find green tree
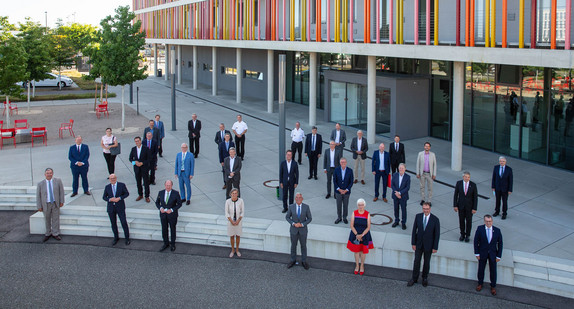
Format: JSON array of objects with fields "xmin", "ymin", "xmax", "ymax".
[
  {"xmin": 89, "ymin": 6, "xmax": 147, "ymax": 130},
  {"xmin": 0, "ymin": 37, "xmax": 28, "ymax": 125},
  {"xmin": 49, "ymin": 34, "xmax": 75, "ymax": 89},
  {"xmin": 56, "ymin": 22, "xmax": 97, "ymax": 54}
]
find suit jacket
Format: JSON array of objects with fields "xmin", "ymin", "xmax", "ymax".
[
  {"xmin": 453, "ymin": 180, "xmax": 478, "ymax": 210},
  {"xmin": 304, "ymin": 133, "xmax": 323, "ymax": 155},
  {"xmin": 474, "ymin": 225, "xmax": 503, "ymax": 259},
  {"xmin": 143, "ymin": 139, "xmax": 158, "ymax": 160},
  {"xmin": 371, "ymin": 150, "xmax": 390, "ymax": 173},
  {"xmin": 129, "ymin": 146, "xmax": 150, "ymax": 170},
  {"xmin": 285, "ymin": 203, "xmax": 312, "ymax": 234},
  {"xmin": 174, "ymin": 152, "xmax": 195, "ymax": 178},
  {"xmin": 391, "ymin": 172, "xmax": 411, "ymax": 201},
  {"xmin": 188, "ymin": 119, "xmax": 202, "ymax": 138},
  {"xmin": 224, "ymin": 156, "xmax": 242, "ymax": 181},
  {"xmin": 334, "ymin": 167, "xmax": 354, "ymax": 194},
  {"xmin": 155, "ymin": 189, "xmax": 182, "ymax": 214},
  {"xmin": 330, "ymin": 129, "xmax": 346, "ymax": 147},
  {"xmin": 491, "ymin": 165, "xmax": 513, "ymax": 192},
  {"xmin": 102, "ymin": 182, "xmax": 130, "ymax": 212},
  {"xmin": 154, "ymin": 120, "xmax": 165, "ymax": 139},
  {"xmin": 143, "ymin": 127, "xmax": 160, "ymax": 143},
  {"xmin": 323, "ymin": 148, "xmax": 342, "ymax": 170},
  {"xmin": 389, "ymin": 142, "xmax": 406, "ymax": 165},
  {"xmin": 214, "ymin": 129, "xmax": 232, "ymax": 145},
  {"xmin": 279, "ymin": 160, "xmax": 299, "ymax": 186},
  {"xmin": 411, "ymin": 213, "xmax": 440, "ymax": 251},
  {"xmin": 36, "ymin": 178, "xmax": 65, "ymax": 210},
  {"xmin": 350, "ymin": 137, "xmax": 368, "ymax": 160},
  {"xmin": 218, "ymin": 140, "xmax": 235, "ymax": 163},
  {"xmin": 416, "ymin": 151, "xmax": 437, "ymax": 177},
  {"xmin": 68, "ymin": 144, "xmax": 90, "ymax": 169}
]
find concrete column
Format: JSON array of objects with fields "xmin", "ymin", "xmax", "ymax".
[
  {"xmin": 165, "ymin": 44, "xmax": 169, "ymax": 81},
  {"xmin": 451, "ymin": 61, "xmax": 464, "ymax": 171},
  {"xmin": 177, "ymin": 45, "xmax": 182, "ymax": 85},
  {"xmin": 367, "ymin": 56, "xmax": 377, "ymax": 145},
  {"xmin": 236, "ymin": 48, "xmax": 242, "ymax": 103},
  {"xmin": 267, "ymin": 50, "xmax": 274, "ymax": 113},
  {"xmin": 309, "ymin": 52, "xmax": 317, "ymax": 126},
  {"xmin": 192, "ymin": 46, "xmax": 198, "ymax": 90},
  {"xmin": 212, "ymin": 47, "xmax": 217, "ymax": 96},
  {"xmin": 153, "ymin": 43, "xmax": 158, "ymax": 76}
]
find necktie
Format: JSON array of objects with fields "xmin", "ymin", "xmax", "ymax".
[
  {"xmin": 112, "ymin": 184, "xmax": 116, "ymax": 197},
  {"xmin": 487, "ymin": 228, "xmax": 492, "ymax": 243},
  {"xmin": 155, "ymin": 121, "xmax": 158, "ymax": 127},
  {"xmin": 226, "ymin": 142, "xmax": 229, "ymax": 151},
  {"xmin": 396, "ymin": 143, "xmax": 398, "ymax": 152},
  {"xmin": 166, "ymin": 191, "xmax": 170, "ymax": 204},
  {"xmin": 500, "ymin": 167, "xmax": 504, "ymax": 177},
  {"xmin": 297, "ymin": 205, "xmax": 301, "ymax": 219},
  {"xmin": 464, "ymin": 182, "xmax": 468, "ymax": 195},
  {"xmin": 148, "ymin": 140, "xmax": 151, "ymax": 148},
  {"xmin": 423, "ymin": 216, "xmax": 428, "ymax": 230},
  {"xmin": 77, "ymin": 145, "xmax": 80, "ymax": 152},
  {"xmin": 221, "ymin": 131, "xmax": 224, "ymax": 140},
  {"xmin": 47, "ymin": 180, "xmax": 53, "ymax": 203},
  {"xmin": 233, "ymin": 201, "xmax": 237, "ymax": 221},
  {"xmin": 312, "ymin": 136, "xmax": 315, "ymax": 151}
]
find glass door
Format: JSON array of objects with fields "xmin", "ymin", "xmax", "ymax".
[{"xmin": 330, "ymin": 81, "xmax": 347, "ymax": 124}]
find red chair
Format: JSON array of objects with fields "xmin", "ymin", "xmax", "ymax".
[
  {"xmin": 59, "ymin": 119, "xmax": 75, "ymax": 139},
  {"xmin": 96, "ymin": 102, "xmax": 109, "ymax": 119},
  {"xmin": 31, "ymin": 127, "xmax": 47, "ymax": 147},
  {"xmin": 0, "ymin": 120, "xmax": 3, "ymax": 129},
  {"xmin": 1, "ymin": 128, "xmax": 16, "ymax": 149},
  {"xmin": 14, "ymin": 119, "xmax": 29, "ymax": 130},
  {"xmin": 3, "ymin": 101, "xmax": 18, "ymax": 116}
]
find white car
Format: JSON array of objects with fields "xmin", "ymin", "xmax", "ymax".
[{"xmin": 23, "ymin": 73, "xmax": 74, "ymax": 88}]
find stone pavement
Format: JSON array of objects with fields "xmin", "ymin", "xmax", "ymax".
[{"xmin": 2, "ymin": 76, "xmax": 574, "ymax": 262}]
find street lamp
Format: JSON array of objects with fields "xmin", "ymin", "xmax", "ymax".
[
  {"xmin": 170, "ymin": 46, "xmax": 176, "ymax": 131},
  {"xmin": 45, "ymin": 12, "xmax": 47, "ymax": 34},
  {"xmin": 278, "ymin": 54, "xmax": 286, "ymax": 204}
]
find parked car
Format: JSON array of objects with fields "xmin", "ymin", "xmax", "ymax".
[{"xmin": 23, "ymin": 73, "xmax": 74, "ymax": 88}]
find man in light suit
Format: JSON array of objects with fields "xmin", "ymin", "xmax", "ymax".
[
  {"xmin": 350, "ymin": 130, "xmax": 368, "ymax": 185},
  {"xmin": 154, "ymin": 114, "xmax": 165, "ymax": 157},
  {"xmin": 143, "ymin": 120, "xmax": 160, "ymax": 145},
  {"xmin": 68, "ymin": 136, "xmax": 90, "ymax": 197},
  {"xmin": 474, "ymin": 215, "xmax": 503, "ymax": 296},
  {"xmin": 454, "ymin": 171, "xmax": 478, "ymax": 242},
  {"xmin": 280, "ymin": 150, "xmax": 299, "ymax": 213},
  {"xmin": 334, "ymin": 157, "xmax": 354, "ymax": 224},
  {"xmin": 304, "ymin": 126, "xmax": 322, "ymax": 180},
  {"xmin": 156, "ymin": 180, "xmax": 182, "ymax": 252},
  {"xmin": 416, "ymin": 142, "xmax": 437, "ymax": 206},
  {"xmin": 174, "ymin": 143, "xmax": 194, "ymax": 205},
  {"xmin": 408, "ymin": 202, "xmax": 440, "ymax": 288},
  {"xmin": 330, "ymin": 123, "xmax": 346, "ymax": 152},
  {"xmin": 144, "ymin": 132, "xmax": 159, "ymax": 185},
  {"xmin": 36, "ymin": 168, "xmax": 65, "ymax": 242},
  {"xmin": 372, "ymin": 143, "xmax": 390, "ymax": 203},
  {"xmin": 218, "ymin": 133, "xmax": 235, "ymax": 189},
  {"xmin": 224, "ymin": 147, "xmax": 242, "ymax": 199},
  {"xmin": 129, "ymin": 136, "xmax": 151, "ymax": 203},
  {"xmin": 102, "ymin": 174, "xmax": 130, "ymax": 246},
  {"xmin": 214, "ymin": 123, "xmax": 231, "ymax": 146},
  {"xmin": 285, "ymin": 193, "xmax": 312, "ymax": 270},
  {"xmin": 188, "ymin": 113, "xmax": 202, "ymax": 158},
  {"xmin": 491, "ymin": 156, "xmax": 513, "ymax": 220},
  {"xmin": 389, "ymin": 135, "xmax": 406, "ymax": 174},
  {"xmin": 323, "ymin": 141, "xmax": 342, "ymax": 199},
  {"xmin": 391, "ymin": 163, "xmax": 411, "ymax": 230}
]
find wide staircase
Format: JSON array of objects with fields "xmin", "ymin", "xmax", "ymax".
[{"xmin": 0, "ymin": 186, "xmax": 73, "ymax": 211}]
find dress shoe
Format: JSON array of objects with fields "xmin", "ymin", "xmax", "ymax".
[
  {"xmin": 222, "ymin": 185, "xmax": 227, "ymax": 189},
  {"xmin": 343, "ymin": 218, "xmax": 348, "ymax": 224},
  {"xmin": 373, "ymin": 197, "xmax": 379, "ymax": 202},
  {"xmin": 392, "ymin": 222, "xmax": 399, "ymax": 228},
  {"xmin": 159, "ymin": 244, "xmax": 169, "ymax": 252},
  {"xmin": 112, "ymin": 238, "xmax": 119, "ymax": 246},
  {"xmin": 491, "ymin": 287, "xmax": 497, "ymax": 296},
  {"xmin": 136, "ymin": 196, "xmax": 143, "ymax": 201},
  {"xmin": 353, "ymin": 179, "xmax": 358, "ymax": 184},
  {"xmin": 84, "ymin": 191, "xmax": 91, "ymax": 196},
  {"xmin": 71, "ymin": 193, "xmax": 78, "ymax": 197},
  {"xmin": 420, "ymin": 200, "xmax": 424, "ymax": 206},
  {"xmin": 407, "ymin": 279, "xmax": 417, "ymax": 287},
  {"xmin": 302, "ymin": 262, "xmax": 309, "ymax": 270},
  {"xmin": 383, "ymin": 198, "xmax": 388, "ymax": 203},
  {"xmin": 42, "ymin": 236, "xmax": 50, "ymax": 242},
  {"xmin": 314, "ymin": 176, "xmax": 318, "ymax": 180},
  {"xmin": 492, "ymin": 212, "xmax": 499, "ymax": 217},
  {"xmin": 501, "ymin": 214, "xmax": 507, "ymax": 220},
  {"xmin": 465, "ymin": 237, "xmax": 470, "ymax": 243},
  {"xmin": 402, "ymin": 224, "xmax": 407, "ymax": 230},
  {"xmin": 282, "ymin": 209, "xmax": 288, "ymax": 213},
  {"xmin": 325, "ymin": 194, "xmax": 331, "ymax": 199},
  {"xmin": 459, "ymin": 235, "xmax": 465, "ymax": 241},
  {"xmin": 159, "ymin": 154, "xmax": 163, "ymax": 157},
  {"xmin": 125, "ymin": 239, "xmax": 131, "ymax": 245},
  {"xmin": 476, "ymin": 284, "xmax": 483, "ymax": 292},
  {"xmin": 53, "ymin": 235, "xmax": 62, "ymax": 241},
  {"xmin": 422, "ymin": 279, "xmax": 428, "ymax": 287},
  {"xmin": 287, "ymin": 261, "xmax": 296, "ymax": 269},
  {"xmin": 361, "ymin": 180, "xmax": 365, "ymax": 185},
  {"xmin": 334, "ymin": 218, "xmax": 342, "ymax": 224},
  {"xmin": 151, "ymin": 182, "xmax": 156, "ymax": 185},
  {"xmin": 155, "ymin": 166, "xmax": 158, "ymax": 170},
  {"xmin": 308, "ymin": 176, "xmax": 312, "ymax": 179},
  {"xmin": 145, "ymin": 197, "xmax": 150, "ymax": 203},
  {"xmin": 186, "ymin": 200, "xmax": 191, "ymax": 205},
  {"xmin": 171, "ymin": 245, "xmax": 176, "ymax": 252},
  {"xmin": 354, "ymin": 270, "xmax": 359, "ymax": 275},
  {"xmin": 298, "ymin": 161, "xmax": 302, "ymax": 165}
]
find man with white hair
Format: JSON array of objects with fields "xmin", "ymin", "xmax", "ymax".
[
  {"xmin": 174, "ymin": 143, "xmax": 194, "ymax": 205},
  {"xmin": 491, "ymin": 156, "xmax": 513, "ymax": 220},
  {"xmin": 285, "ymin": 192, "xmax": 312, "ymax": 270},
  {"xmin": 350, "ymin": 130, "xmax": 368, "ymax": 185}
]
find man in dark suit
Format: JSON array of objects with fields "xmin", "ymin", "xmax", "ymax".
[
  {"xmin": 389, "ymin": 135, "xmax": 406, "ymax": 174},
  {"xmin": 350, "ymin": 130, "xmax": 368, "ymax": 185},
  {"xmin": 154, "ymin": 114, "xmax": 165, "ymax": 157},
  {"xmin": 474, "ymin": 215, "xmax": 503, "ymax": 296},
  {"xmin": 214, "ymin": 123, "xmax": 231, "ymax": 146},
  {"xmin": 280, "ymin": 150, "xmax": 299, "ymax": 213},
  {"xmin": 144, "ymin": 132, "xmax": 159, "ymax": 185},
  {"xmin": 285, "ymin": 193, "xmax": 312, "ymax": 270},
  {"xmin": 454, "ymin": 171, "xmax": 478, "ymax": 242},
  {"xmin": 156, "ymin": 180, "xmax": 182, "ymax": 252},
  {"xmin": 333, "ymin": 157, "xmax": 354, "ymax": 224},
  {"xmin": 188, "ymin": 113, "xmax": 202, "ymax": 158},
  {"xmin": 102, "ymin": 174, "xmax": 130, "ymax": 246},
  {"xmin": 372, "ymin": 143, "xmax": 390, "ymax": 203},
  {"xmin": 224, "ymin": 147, "xmax": 242, "ymax": 198},
  {"xmin": 143, "ymin": 120, "xmax": 160, "ymax": 144},
  {"xmin": 408, "ymin": 202, "xmax": 440, "ymax": 287},
  {"xmin": 218, "ymin": 133, "xmax": 235, "ymax": 189},
  {"xmin": 323, "ymin": 141, "xmax": 342, "ymax": 199},
  {"xmin": 304, "ymin": 126, "xmax": 322, "ymax": 180},
  {"xmin": 491, "ymin": 156, "xmax": 513, "ymax": 220},
  {"xmin": 68, "ymin": 136, "xmax": 90, "ymax": 197},
  {"xmin": 391, "ymin": 163, "xmax": 411, "ymax": 230},
  {"xmin": 129, "ymin": 136, "xmax": 151, "ymax": 202},
  {"xmin": 330, "ymin": 123, "xmax": 346, "ymax": 152}
]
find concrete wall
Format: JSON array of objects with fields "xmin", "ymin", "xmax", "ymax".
[{"xmin": 394, "ymin": 77, "xmax": 430, "ymax": 140}]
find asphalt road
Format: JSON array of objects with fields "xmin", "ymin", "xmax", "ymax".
[{"xmin": 0, "ymin": 242, "xmax": 540, "ymax": 309}]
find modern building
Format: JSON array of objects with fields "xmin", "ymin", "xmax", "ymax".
[{"xmin": 134, "ymin": 0, "xmax": 574, "ymax": 172}]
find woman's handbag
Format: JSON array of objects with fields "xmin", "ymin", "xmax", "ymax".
[{"xmin": 110, "ymin": 136, "xmax": 121, "ymax": 156}]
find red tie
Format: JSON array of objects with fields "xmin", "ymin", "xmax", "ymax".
[
  {"xmin": 148, "ymin": 140, "xmax": 151, "ymax": 148},
  {"xmin": 464, "ymin": 182, "xmax": 468, "ymax": 195}
]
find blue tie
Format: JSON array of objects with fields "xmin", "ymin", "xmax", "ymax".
[
  {"xmin": 47, "ymin": 180, "xmax": 53, "ymax": 203},
  {"xmin": 500, "ymin": 166, "xmax": 504, "ymax": 177},
  {"xmin": 312, "ymin": 136, "xmax": 315, "ymax": 151},
  {"xmin": 297, "ymin": 205, "xmax": 301, "ymax": 219}
]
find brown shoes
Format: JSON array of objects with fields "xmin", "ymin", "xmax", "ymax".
[
  {"xmin": 361, "ymin": 180, "xmax": 365, "ymax": 185},
  {"xmin": 136, "ymin": 196, "xmax": 143, "ymax": 201},
  {"xmin": 491, "ymin": 287, "xmax": 497, "ymax": 296},
  {"xmin": 84, "ymin": 191, "xmax": 91, "ymax": 196},
  {"xmin": 353, "ymin": 179, "xmax": 358, "ymax": 184},
  {"xmin": 145, "ymin": 197, "xmax": 150, "ymax": 203},
  {"xmin": 383, "ymin": 198, "xmax": 388, "ymax": 203},
  {"xmin": 53, "ymin": 235, "xmax": 62, "ymax": 241},
  {"xmin": 42, "ymin": 236, "xmax": 50, "ymax": 242},
  {"xmin": 222, "ymin": 185, "xmax": 227, "ymax": 189},
  {"xmin": 70, "ymin": 193, "xmax": 78, "ymax": 197},
  {"xmin": 476, "ymin": 284, "xmax": 482, "ymax": 291},
  {"xmin": 373, "ymin": 197, "xmax": 378, "ymax": 202}
]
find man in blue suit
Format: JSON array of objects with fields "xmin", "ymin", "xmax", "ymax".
[
  {"xmin": 102, "ymin": 174, "xmax": 130, "ymax": 246},
  {"xmin": 144, "ymin": 132, "xmax": 159, "ymax": 185},
  {"xmin": 333, "ymin": 157, "xmax": 353, "ymax": 224},
  {"xmin": 154, "ymin": 115, "xmax": 165, "ymax": 157},
  {"xmin": 218, "ymin": 133, "xmax": 235, "ymax": 190},
  {"xmin": 174, "ymin": 143, "xmax": 194, "ymax": 206},
  {"xmin": 474, "ymin": 215, "xmax": 503, "ymax": 296},
  {"xmin": 491, "ymin": 156, "xmax": 513, "ymax": 220},
  {"xmin": 280, "ymin": 150, "xmax": 299, "ymax": 213},
  {"xmin": 156, "ymin": 180, "xmax": 182, "ymax": 252},
  {"xmin": 372, "ymin": 143, "xmax": 390, "ymax": 203},
  {"xmin": 68, "ymin": 136, "xmax": 90, "ymax": 197},
  {"xmin": 143, "ymin": 120, "xmax": 160, "ymax": 144},
  {"xmin": 391, "ymin": 163, "xmax": 411, "ymax": 230}
]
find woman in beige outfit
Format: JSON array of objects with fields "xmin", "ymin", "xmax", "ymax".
[{"xmin": 225, "ymin": 188, "xmax": 244, "ymax": 257}]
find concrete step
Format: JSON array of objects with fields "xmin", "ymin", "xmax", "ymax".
[
  {"xmin": 0, "ymin": 202, "xmax": 38, "ymax": 211},
  {"xmin": 0, "ymin": 195, "xmax": 37, "ymax": 203},
  {"xmin": 514, "ymin": 263, "xmax": 549, "ymax": 280},
  {"xmin": 0, "ymin": 186, "xmax": 74, "ymax": 195},
  {"xmin": 514, "ymin": 275, "xmax": 574, "ymax": 299}
]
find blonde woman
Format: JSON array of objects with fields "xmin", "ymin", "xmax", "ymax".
[
  {"xmin": 347, "ymin": 198, "xmax": 374, "ymax": 275},
  {"xmin": 225, "ymin": 188, "xmax": 244, "ymax": 257},
  {"xmin": 101, "ymin": 128, "xmax": 119, "ymax": 175}
]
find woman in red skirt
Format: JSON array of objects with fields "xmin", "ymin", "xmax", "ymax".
[{"xmin": 347, "ymin": 198, "xmax": 374, "ymax": 275}]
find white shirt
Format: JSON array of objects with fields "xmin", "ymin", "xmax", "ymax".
[
  {"xmin": 286, "ymin": 160, "xmax": 292, "ymax": 177},
  {"xmin": 290, "ymin": 128, "xmax": 305, "ymax": 142},
  {"xmin": 378, "ymin": 151, "xmax": 385, "ymax": 170},
  {"xmin": 423, "ymin": 214, "xmax": 430, "ymax": 229},
  {"xmin": 136, "ymin": 146, "xmax": 142, "ymax": 159},
  {"xmin": 329, "ymin": 149, "xmax": 336, "ymax": 168},
  {"xmin": 356, "ymin": 138, "xmax": 362, "ymax": 152},
  {"xmin": 181, "ymin": 152, "xmax": 188, "ymax": 170},
  {"xmin": 161, "ymin": 190, "xmax": 173, "ymax": 212},
  {"xmin": 232, "ymin": 121, "xmax": 248, "ymax": 135},
  {"xmin": 228, "ymin": 156, "xmax": 236, "ymax": 175},
  {"xmin": 398, "ymin": 173, "xmax": 404, "ymax": 187},
  {"xmin": 311, "ymin": 134, "xmax": 317, "ymax": 151},
  {"xmin": 335, "ymin": 130, "xmax": 340, "ymax": 143}
]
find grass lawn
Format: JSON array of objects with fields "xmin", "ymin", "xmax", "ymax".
[{"xmin": 12, "ymin": 92, "xmax": 116, "ymax": 102}]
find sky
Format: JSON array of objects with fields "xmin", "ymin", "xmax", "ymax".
[{"xmin": 2, "ymin": 0, "xmax": 132, "ymax": 28}]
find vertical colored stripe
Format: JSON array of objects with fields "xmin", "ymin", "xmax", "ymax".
[
  {"xmin": 335, "ymin": 0, "xmax": 340, "ymax": 42},
  {"xmin": 327, "ymin": 0, "xmax": 331, "ymax": 42},
  {"xmin": 290, "ymin": 0, "xmax": 295, "ymax": 41},
  {"xmin": 302, "ymin": 0, "xmax": 306, "ymax": 41},
  {"xmin": 566, "ymin": 0, "xmax": 571, "ymax": 49},
  {"xmin": 530, "ymin": 0, "xmax": 537, "ymax": 48},
  {"xmin": 414, "ymin": 0, "xmax": 419, "ymax": 45},
  {"xmin": 363, "ymin": 0, "xmax": 368, "ymax": 43},
  {"xmin": 426, "ymin": 0, "xmax": 430, "ymax": 45},
  {"xmin": 485, "ymin": 0, "xmax": 490, "ymax": 47},
  {"xmin": 389, "ymin": 0, "xmax": 393, "ymax": 44},
  {"xmin": 551, "ymin": 0, "xmax": 557, "ymax": 49},
  {"xmin": 490, "ymin": 0, "xmax": 495, "ymax": 47},
  {"xmin": 375, "ymin": 0, "xmax": 379, "ymax": 43},
  {"xmin": 502, "ymin": 0, "xmax": 507, "ymax": 47},
  {"xmin": 342, "ymin": 0, "xmax": 347, "ymax": 42},
  {"xmin": 283, "ymin": 0, "xmax": 286, "ymax": 41},
  {"xmin": 351, "ymin": 0, "xmax": 355, "ymax": 42},
  {"xmin": 470, "ymin": 0, "xmax": 475, "ymax": 46},
  {"xmin": 316, "ymin": 0, "xmax": 321, "ymax": 41},
  {"xmin": 307, "ymin": 0, "xmax": 311, "ymax": 41},
  {"xmin": 456, "ymin": 0, "xmax": 460, "ymax": 46},
  {"xmin": 465, "ymin": 0, "xmax": 470, "ymax": 46},
  {"xmin": 519, "ymin": 0, "xmax": 524, "ymax": 48},
  {"xmin": 433, "ymin": 0, "xmax": 438, "ymax": 45}
]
